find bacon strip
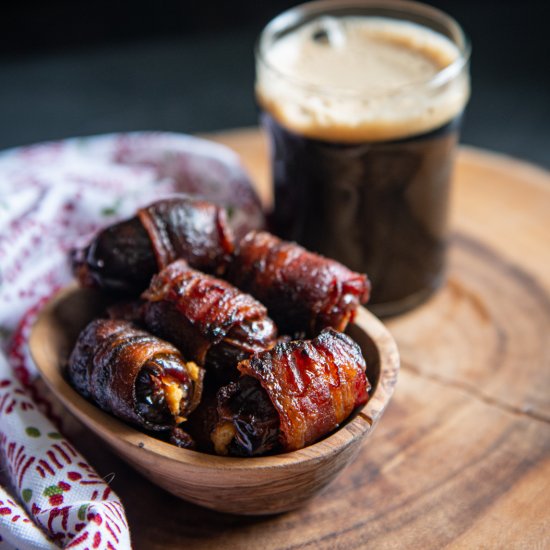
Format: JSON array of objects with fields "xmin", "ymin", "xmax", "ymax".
[
  {"xmin": 142, "ymin": 260, "xmax": 277, "ymax": 380},
  {"xmin": 237, "ymin": 328, "xmax": 370, "ymax": 451},
  {"xmin": 229, "ymin": 231, "xmax": 370, "ymax": 335},
  {"xmin": 67, "ymin": 319, "xmax": 204, "ymax": 432},
  {"xmin": 72, "ymin": 196, "xmax": 234, "ymax": 294},
  {"xmin": 137, "ymin": 197, "xmax": 234, "ymax": 273}
]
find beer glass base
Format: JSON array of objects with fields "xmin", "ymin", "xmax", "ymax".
[{"xmin": 368, "ymin": 274, "xmax": 445, "ymax": 318}]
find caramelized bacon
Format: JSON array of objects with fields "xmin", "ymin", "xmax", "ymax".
[
  {"xmin": 72, "ymin": 196, "xmax": 234, "ymax": 294},
  {"xmin": 209, "ymin": 328, "xmax": 369, "ymax": 455},
  {"xmin": 229, "ymin": 231, "xmax": 370, "ymax": 335},
  {"xmin": 237, "ymin": 328, "xmax": 370, "ymax": 452},
  {"xmin": 138, "ymin": 197, "xmax": 234, "ymax": 273},
  {"xmin": 67, "ymin": 319, "xmax": 204, "ymax": 431},
  {"xmin": 142, "ymin": 259, "xmax": 277, "ymax": 381}
]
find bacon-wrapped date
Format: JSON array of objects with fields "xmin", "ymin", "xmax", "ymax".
[
  {"xmin": 67, "ymin": 319, "xmax": 204, "ymax": 432},
  {"xmin": 141, "ymin": 259, "xmax": 277, "ymax": 381},
  {"xmin": 72, "ymin": 196, "xmax": 234, "ymax": 294},
  {"xmin": 228, "ymin": 231, "xmax": 371, "ymax": 335},
  {"xmin": 211, "ymin": 328, "xmax": 370, "ymax": 455}
]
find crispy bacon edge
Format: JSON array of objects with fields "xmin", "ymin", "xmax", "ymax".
[
  {"xmin": 237, "ymin": 328, "xmax": 370, "ymax": 451},
  {"xmin": 138, "ymin": 196, "xmax": 235, "ymax": 274},
  {"xmin": 141, "ymin": 259, "xmax": 277, "ymax": 367},
  {"xmin": 229, "ymin": 231, "xmax": 371, "ymax": 335}
]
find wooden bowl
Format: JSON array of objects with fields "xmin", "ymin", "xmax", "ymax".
[{"xmin": 29, "ymin": 286, "xmax": 399, "ymax": 515}]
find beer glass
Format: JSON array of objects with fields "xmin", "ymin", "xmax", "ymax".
[{"xmin": 256, "ymin": 0, "xmax": 470, "ymax": 316}]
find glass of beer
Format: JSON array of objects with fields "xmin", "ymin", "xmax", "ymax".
[{"xmin": 255, "ymin": 0, "xmax": 470, "ymax": 316}]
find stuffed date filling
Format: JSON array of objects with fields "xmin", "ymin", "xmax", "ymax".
[
  {"xmin": 135, "ymin": 353, "xmax": 202, "ymax": 425},
  {"xmin": 67, "ymin": 319, "xmax": 204, "ymax": 432}
]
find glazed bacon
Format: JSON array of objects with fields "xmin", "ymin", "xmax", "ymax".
[
  {"xmin": 138, "ymin": 197, "xmax": 233, "ymax": 273},
  {"xmin": 141, "ymin": 259, "xmax": 277, "ymax": 381},
  {"xmin": 72, "ymin": 196, "xmax": 234, "ymax": 294},
  {"xmin": 212, "ymin": 328, "xmax": 370, "ymax": 455},
  {"xmin": 67, "ymin": 319, "xmax": 204, "ymax": 432},
  {"xmin": 228, "ymin": 231, "xmax": 370, "ymax": 335}
]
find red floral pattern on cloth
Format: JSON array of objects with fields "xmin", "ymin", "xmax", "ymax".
[
  {"xmin": 0, "ymin": 132, "xmax": 260, "ymax": 548},
  {"xmin": 0, "ymin": 358, "xmax": 130, "ymax": 549},
  {"xmin": 0, "ymin": 484, "xmax": 54, "ymax": 549}
]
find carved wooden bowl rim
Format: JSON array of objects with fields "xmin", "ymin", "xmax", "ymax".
[{"xmin": 29, "ymin": 286, "xmax": 400, "ymax": 472}]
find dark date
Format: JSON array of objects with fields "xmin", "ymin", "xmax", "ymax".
[
  {"xmin": 211, "ymin": 377, "xmax": 281, "ymax": 457},
  {"xmin": 72, "ymin": 196, "xmax": 235, "ymax": 294}
]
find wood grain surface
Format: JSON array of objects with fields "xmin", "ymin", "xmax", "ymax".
[{"xmin": 57, "ymin": 129, "xmax": 550, "ymax": 548}]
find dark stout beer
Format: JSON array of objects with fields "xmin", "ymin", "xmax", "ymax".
[
  {"xmin": 263, "ymin": 113, "xmax": 461, "ymax": 310},
  {"xmin": 256, "ymin": 3, "xmax": 470, "ymax": 315}
]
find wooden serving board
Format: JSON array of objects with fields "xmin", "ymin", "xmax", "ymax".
[{"xmin": 63, "ymin": 129, "xmax": 550, "ymax": 548}]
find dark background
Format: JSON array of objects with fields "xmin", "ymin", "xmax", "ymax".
[{"xmin": 1, "ymin": 0, "xmax": 549, "ymax": 168}]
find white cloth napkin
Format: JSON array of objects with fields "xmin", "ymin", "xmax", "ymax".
[{"xmin": 0, "ymin": 132, "xmax": 259, "ymax": 548}]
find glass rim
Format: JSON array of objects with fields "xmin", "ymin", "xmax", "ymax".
[{"xmin": 255, "ymin": 0, "xmax": 471, "ymax": 99}]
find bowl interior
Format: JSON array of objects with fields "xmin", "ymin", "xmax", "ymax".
[{"xmin": 29, "ymin": 286, "xmax": 399, "ymax": 513}]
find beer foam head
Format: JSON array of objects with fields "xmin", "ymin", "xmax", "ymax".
[{"xmin": 256, "ymin": 16, "xmax": 470, "ymax": 142}]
